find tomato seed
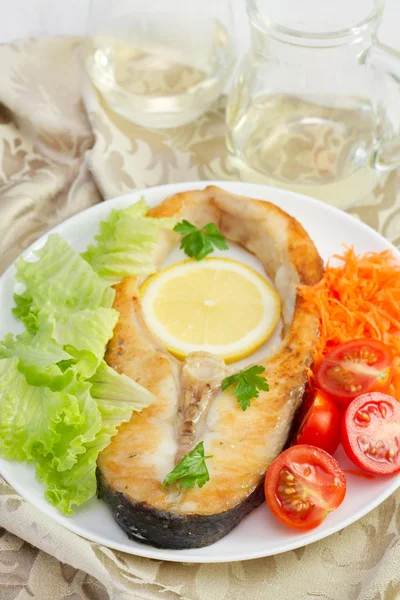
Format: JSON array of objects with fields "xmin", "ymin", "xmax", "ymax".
[
  {"xmin": 357, "ymin": 411, "xmax": 370, "ymax": 422},
  {"xmin": 358, "ymin": 435, "xmax": 369, "ymax": 451}
]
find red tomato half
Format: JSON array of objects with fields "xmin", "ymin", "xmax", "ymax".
[
  {"xmin": 316, "ymin": 340, "xmax": 393, "ymax": 409},
  {"xmin": 265, "ymin": 445, "xmax": 346, "ymax": 531},
  {"xmin": 294, "ymin": 390, "xmax": 341, "ymax": 455},
  {"xmin": 342, "ymin": 392, "xmax": 400, "ymax": 475}
]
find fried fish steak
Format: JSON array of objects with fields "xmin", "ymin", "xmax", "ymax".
[{"xmin": 97, "ymin": 186, "xmax": 324, "ymax": 549}]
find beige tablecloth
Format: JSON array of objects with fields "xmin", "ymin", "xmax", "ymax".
[{"xmin": 0, "ymin": 37, "xmax": 399, "ymax": 600}]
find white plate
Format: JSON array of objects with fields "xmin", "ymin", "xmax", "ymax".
[{"xmin": 0, "ymin": 181, "xmax": 399, "ymax": 563}]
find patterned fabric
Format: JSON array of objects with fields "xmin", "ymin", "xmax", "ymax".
[{"xmin": 0, "ymin": 37, "xmax": 399, "ymax": 600}]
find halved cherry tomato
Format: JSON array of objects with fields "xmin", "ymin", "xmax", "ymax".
[
  {"xmin": 264, "ymin": 445, "xmax": 346, "ymax": 531},
  {"xmin": 342, "ymin": 392, "xmax": 400, "ymax": 475},
  {"xmin": 316, "ymin": 340, "xmax": 393, "ymax": 409},
  {"xmin": 294, "ymin": 390, "xmax": 341, "ymax": 455}
]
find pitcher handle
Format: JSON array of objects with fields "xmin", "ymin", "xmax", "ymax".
[{"xmin": 369, "ymin": 42, "xmax": 400, "ymax": 171}]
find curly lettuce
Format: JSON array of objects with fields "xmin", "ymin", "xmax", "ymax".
[
  {"xmin": 0, "ymin": 208, "xmax": 164, "ymax": 513},
  {"xmin": 82, "ymin": 198, "xmax": 175, "ymax": 284}
]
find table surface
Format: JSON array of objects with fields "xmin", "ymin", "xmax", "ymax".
[{"xmin": 0, "ymin": 0, "xmax": 399, "ymax": 52}]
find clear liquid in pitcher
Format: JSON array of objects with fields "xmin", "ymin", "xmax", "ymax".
[
  {"xmin": 85, "ymin": 25, "xmax": 234, "ymax": 128},
  {"xmin": 227, "ymin": 94, "xmax": 385, "ymax": 209}
]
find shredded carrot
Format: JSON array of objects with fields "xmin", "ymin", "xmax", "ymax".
[{"xmin": 299, "ymin": 247, "xmax": 400, "ymax": 399}]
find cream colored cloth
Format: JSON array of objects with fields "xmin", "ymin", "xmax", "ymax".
[{"xmin": 0, "ymin": 37, "xmax": 399, "ymax": 600}]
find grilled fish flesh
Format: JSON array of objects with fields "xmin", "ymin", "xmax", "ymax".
[{"xmin": 97, "ymin": 186, "xmax": 324, "ymax": 549}]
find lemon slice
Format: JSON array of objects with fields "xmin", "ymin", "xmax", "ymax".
[{"xmin": 140, "ymin": 258, "xmax": 281, "ymax": 363}]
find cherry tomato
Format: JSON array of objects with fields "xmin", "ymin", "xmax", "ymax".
[
  {"xmin": 342, "ymin": 392, "xmax": 400, "ymax": 475},
  {"xmin": 294, "ymin": 390, "xmax": 341, "ymax": 455},
  {"xmin": 316, "ymin": 340, "xmax": 393, "ymax": 409},
  {"xmin": 264, "ymin": 445, "xmax": 346, "ymax": 531}
]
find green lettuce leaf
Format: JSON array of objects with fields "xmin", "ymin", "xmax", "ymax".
[
  {"xmin": 0, "ymin": 357, "xmax": 82, "ymax": 463},
  {"xmin": 82, "ymin": 199, "xmax": 175, "ymax": 284},
  {"xmin": 22, "ymin": 365, "xmax": 76, "ymax": 392},
  {"xmin": 90, "ymin": 360, "xmax": 155, "ymax": 418},
  {"xmin": 0, "ymin": 312, "xmax": 71, "ymax": 369},
  {"xmin": 0, "ymin": 219, "xmax": 159, "ymax": 515},
  {"xmin": 62, "ymin": 347, "xmax": 100, "ymax": 380},
  {"xmin": 51, "ymin": 307, "xmax": 118, "ymax": 379},
  {"xmin": 12, "ymin": 292, "xmax": 39, "ymax": 334},
  {"xmin": 38, "ymin": 378, "xmax": 102, "ymax": 474},
  {"xmin": 0, "ymin": 356, "xmax": 155, "ymax": 514},
  {"xmin": 16, "ymin": 234, "xmax": 115, "ymax": 317},
  {"xmin": 0, "ymin": 307, "xmax": 110, "ymax": 384},
  {"xmin": 52, "ymin": 308, "xmax": 119, "ymax": 360},
  {"xmin": 37, "ymin": 361, "xmax": 155, "ymax": 514},
  {"xmin": 4, "ymin": 290, "xmax": 118, "ymax": 383}
]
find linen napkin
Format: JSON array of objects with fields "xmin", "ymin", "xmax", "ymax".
[{"xmin": 0, "ymin": 37, "xmax": 399, "ymax": 600}]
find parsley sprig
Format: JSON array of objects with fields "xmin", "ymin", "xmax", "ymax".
[
  {"xmin": 221, "ymin": 365, "xmax": 269, "ymax": 411},
  {"xmin": 163, "ymin": 442, "xmax": 213, "ymax": 489},
  {"xmin": 173, "ymin": 220, "xmax": 228, "ymax": 261}
]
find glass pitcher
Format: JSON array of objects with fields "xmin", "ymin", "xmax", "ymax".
[{"xmin": 226, "ymin": 0, "xmax": 400, "ymax": 208}]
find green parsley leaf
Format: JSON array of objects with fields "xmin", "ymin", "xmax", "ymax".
[
  {"xmin": 163, "ymin": 441, "xmax": 213, "ymax": 489},
  {"xmin": 221, "ymin": 365, "xmax": 269, "ymax": 411},
  {"xmin": 173, "ymin": 220, "xmax": 228, "ymax": 261},
  {"xmin": 202, "ymin": 223, "xmax": 229, "ymax": 250},
  {"xmin": 173, "ymin": 220, "xmax": 198, "ymax": 235}
]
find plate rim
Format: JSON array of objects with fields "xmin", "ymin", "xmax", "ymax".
[{"xmin": 0, "ymin": 180, "xmax": 399, "ymax": 563}]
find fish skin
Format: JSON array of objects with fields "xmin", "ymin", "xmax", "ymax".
[
  {"xmin": 97, "ymin": 186, "xmax": 324, "ymax": 549},
  {"xmin": 97, "ymin": 470, "xmax": 266, "ymax": 549}
]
